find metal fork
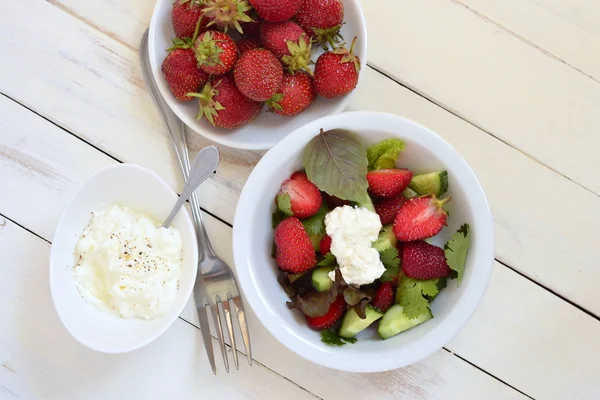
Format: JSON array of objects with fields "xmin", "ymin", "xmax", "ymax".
[{"xmin": 139, "ymin": 30, "xmax": 251, "ymax": 373}]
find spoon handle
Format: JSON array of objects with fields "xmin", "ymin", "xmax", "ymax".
[{"xmin": 162, "ymin": 145, "xmax": 220, "ymax": 228}]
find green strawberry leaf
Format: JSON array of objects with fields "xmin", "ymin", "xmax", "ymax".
[
  {"xmin": 397, "ymin": 276, "xmax": 437, "ymax": 319},
  {"xmin": 444, "ymin": 224, "xmax": 470, "ymax": 286},
  {"xmin": 276, "ymin": 193, "xmax": 293, "ymax": 216},
  {"xmin": 302, "ymin": 204, "xmax": 329, "ymax": 236},
  {"xmin": 366, "ymin": 138, "xmax": 405, "ymax": 170},
  {"xmin": 379, "ymin": 247, "xmax": 400, "ymax": 282}
]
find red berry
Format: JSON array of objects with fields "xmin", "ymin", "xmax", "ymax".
[
  {"xmin": 305, "ymin": 294, "xmax": 346, "ymax": 330},
  {"xmin": 194, "ymin": 31, "xmax": 238, "ymax": 75},
  {"xmin": 367, "ymin": 169, "xmax": 413, "ymax": 198},
  {"xmin": 374, "ymin": 195, "xmax": 408, "ymax": 225},
  {"xmin": 237, "ymin": 38, "xmax": 260, "ymax": 55},
  {"xmin": 249, "ymin": 0, "xmax": 303, "ymax": 22},
  {"xmin": 172, "ymin": 0, "xmax": 208, "ymax": 39},
  {"xmin": 278, "ymin": 172, "xmax": 322, "ymax": 218},
  {"xmin": 313, "ymin": 37, "xmax": 361, "ymax": 98},
  {"xmin": 319, "ymin": 235, "xmax": 332, "ymax": 255},
  {"xmin": 201, "ymin": 0, "xmax": 254, "ymax": 34},
  {"xmin": 162, "ymin": 48, "xmax": 209, "ymax": 101},
  {"xmin": 291, "ymin": 171, "xmax": 309, "ymax": 181},
  {"xmin": 402, "ymin": 241, "xmax": 451, "ymax": 280},
  {"xmin": 234, "ymin": 48, "xmax": 283, "ymax": 101},
  {"xmin": 260, "ymin": 21, "xmax": 313, "ymax": 74},
  {"xmin": 295, "ymin": 0, "xmax": 344, "ymax": 46},
  {"xmin": 267, "ymin": 72, "xmax": 316, "ymax": 117},
  {"xmin": 372, "ymin": 282, "xmax": 394, "ymax": 312},
  {"xmin": 274, "ymin": 217, "xmax": 317, "ymax": 273},
  {"xmin": 393, "ymin": 195, "xmax": 450, "ymax": 242}
]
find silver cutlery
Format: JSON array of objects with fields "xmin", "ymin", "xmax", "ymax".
[{"xmin": 139, "ymin": 29, "xmax": 252, "ymax": 374}]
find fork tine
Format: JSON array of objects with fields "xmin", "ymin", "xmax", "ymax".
[
  {"xmin": 200, "ymin": 303, "xmax": 217, "ymax": 375},
  {"xmin": 211, "ymin": 298, "xmax": 229, "ymax": 372},
  {"xmin": 233, "ymin": 296, "xmax": 252, "ymax": 366},
  {"xmin": 224, "ymin": 295, "xmax": 239, "ymax": 370}
]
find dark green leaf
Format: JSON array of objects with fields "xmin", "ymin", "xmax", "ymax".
[
  {"xmin": 272, "ymin": 208, "xmax": 288, "ymax": 229},
  {"xmin": 379, "ymin": 247, "xmax": 400, "ymax": 282},
  {"xmin": 302, "ymin": 204, "xmax": 329, "ymax": 236},
  {"xmin": 444, "ymin": 224, "xmax": 470, "ymax": 286},
  {"xmin": 321, "ymin": 329, "xmax": 358, "ymax": 346}
]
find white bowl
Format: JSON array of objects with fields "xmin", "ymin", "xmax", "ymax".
[
  {"xmin": 233, "ymin": 111, "xmax": 494, "ymax": 372},
  {"xmin": 148, "ymin": 0, "xmax": 368, "ymax": 150},
  {"xmin": 50, "ymin": 164, "xmax": 198, "ymax": 353}
]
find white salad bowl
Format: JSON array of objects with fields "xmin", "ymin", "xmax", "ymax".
[
  {"xmin": 233, "ymin": 111, "xmax": 494, "ymax": 372},
  {"xmin": 148, "ymin": 0, "xmax": 367, "ymax": 150},
  {"xmin": 50, "ymin": 164, "xmax": 198, "ymax": 353}
]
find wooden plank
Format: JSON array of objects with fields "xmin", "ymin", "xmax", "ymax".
[
  {"xmin": 0, "ymin": 99, "xmax": 526, "ymax": 399},
  {"xmin": 360, "ymin": 0, "xmax": 600, "ymax": 195},
  {"xmin": 1, "ymin": 1, "xmax": 598, "ymax": 318},
  {"xmin": 451, "ymin": 0, "xmax": 600, "ymax": 81}
]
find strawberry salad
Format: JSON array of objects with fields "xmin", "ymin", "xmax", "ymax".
[
  {"xmin": 272, "ymin": 129, "xmax": 471, "ymax": 345},
  {"xmin": 162, "ymin": 0, "xmax": 361, "ymax": 129}
]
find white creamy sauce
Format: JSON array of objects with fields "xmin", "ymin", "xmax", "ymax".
[
  {"xmin": 325, "ymin": 205, "xmax": 385, "ymax": 286},
  {"xmin": 73, "ymin": 204, "xmax": 182, "ymax": 319}
]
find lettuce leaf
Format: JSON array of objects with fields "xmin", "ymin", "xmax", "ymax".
[{"xmin": 366, "ymin": 138, "xmax": 405, "ymax": 170}]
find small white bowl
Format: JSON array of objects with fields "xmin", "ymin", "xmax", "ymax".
[
  {"xmin": 50, "ymin": 164, "xmax": 198, "ymax": 353},
  {"xmin": 148, "ymin": 0, "xmax": 368, "ymax": 150},
  {"xmin": 233, "ymin": 111, "xmax": 494, "ymax": 372}
]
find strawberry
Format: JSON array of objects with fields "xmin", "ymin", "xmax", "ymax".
[
  {"xmin": 374, "ymin": 195, "xmax": 408, "ymax": 225},
  {"xmin": 277, "ymin": 172, "xmax": 322, "ymax": 218},
  {"xmin": 267, "ymin": 72, "xmax": 316, "ymax": 117},
  {"xmin": 291, "ymin": 171, "xmax": 308, "ymax": 181},
  {"xmin": 372, "ymin": 282, "xmax": 394, "ymax": 312},
  {"xmin": 305, "ymin": 294, "xmax": 346, "ymax": 330},
  {"xmin": 367, "ymin": 169, "xmax": 413, "ymax": 198},
  {"xmin": 402, "ymin": 241, "xmax": 451, "ymax": 280},
  {"xmin": 249, "ymin": 0, "xmax": 303, "ymax": 22},
  {"xmin": 313, "ymin": 37, "xmax": 361, "ymax": 98},
  {"xmin": 393, "ymin": 195, "xmax": 450, "ymax": 241},
  {"xmin": 162, "ymin": 31, "xmax": 209, "ymax": 101},
  {"xmin": 233, "ymin": 48, "xmax": 283, "ymax": 101},
  {"xmin": 260, "ymin": 21, "xmax": 313, "ymax": 74},
  {"xmin": 172, "ymin": 0, "xmax": 209, "ymax": 39},
  {"xmin": 274, "ymin": 217, "xmax": 317, "ymax": 273},
  {"xmin": 295, "ymin": 0, "xmax": 344, "ymax": 49},
  {"xmin": 319, "ymin": 235, "xmax": 332, "ymax": 255},
  {"xmin": 189, "ymin": 75, "xmax": 262, "ymax": 129},
  {"xmin": 194, "ymin": 31, "xmax": 238, "ymax": 75},
  {"xmin": 237, "ymin": 38, "xmax": 260, "ymax": 55},
  {"xmin": 322, "ymin": 193, "xmax": 349, "ymax": 208},
  {"xmin": 201, "ymin": 0, "xmax": 254, "ymax": 34}
]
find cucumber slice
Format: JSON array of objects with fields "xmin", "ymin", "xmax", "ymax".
[
  {"xmin": 377, "ymin": 304, "xmax": 433, "ymax": 339},
  {"xmin": 402, "ymin": 187, "xmax": 419, "ymax": 199},
  {"xmin": 373, "ymin": 224, "xmax": 397, "ymax": 252},
  {"xmin": 311, "ymin": 266, "xmax": 335, "ymax": 292},
  {"xmin": 409, "ymin": 171, "xmax": 448, "ymax": 197},
  {"xmin": 339, "ymin": 306, "xmax": 383, "ymax": 339}
]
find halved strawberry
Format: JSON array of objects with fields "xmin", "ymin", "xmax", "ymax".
[
  {"xmin": 372, "ymin": 282, "xmax": 394, "ymax": 312},
  {"xmin": 367, "ymin": 169, "xmax": 413, "ymax": 198},
  {"xmin": 374, "ymin": 195, "xmax": 407, "ymax": 225},
  {"xmin": 319, "ymin": 235, "xmax": 332, "ymax": 255},
  {"xmin": 402, "ymin": 241, "xmax": 451, "ymax": 279},
  {"xmin": 277, "ymin": 172, "xmax": 322, "ymax": 218},
  {"xmin": 305, "ymin": 294, "xmax": 346, "ymax": 330},
  {"xmin": 393, "ymin": 195, "xmax": 450, "ymax": 241},
  {"xmin": 274, "ymin": 217, "xmax": 317, "ymax": 273}
]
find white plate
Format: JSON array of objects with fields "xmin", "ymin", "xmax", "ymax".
[
  {"xmin": 233, "ymin": 111, "xmax": 495, "ymax": 372},
  {"xmin": 148, "ymin": 0, "xmax": 368, "ymax": 150},
  {"xmin": 50, "ymin": 164, "xmax": 198, "ymax": 353}
]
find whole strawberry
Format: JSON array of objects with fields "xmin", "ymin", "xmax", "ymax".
[
  {"xmin": 234, "ymin": 48, "xmax": 283, "ymax": 101},
  {"xmin": 367, "ymin": 169, "xmax": 413, "ymax": 198},
  {"xmin": 305, "ymin": 294, "xmax": 346, "ymax": 330},
  {"xmin": 237, "ymin": 38, "xmax": 260, "ymax": 55},
  {"xmin": 201, "ymin": 0, "xmax": 254, "ymax": 34},
  {"xmin": 267, "ymin": 72, "xmax": 316, "ymax": 117},
  {"xmin": 372, "ymin": 282, "xmax": 394, "ymax": 312},
  {"xmin": 249, "ymin": 0, "xmax": 303, "ymax": 22},
  {"xmin": 314, "ymin": 37, "xmax": 361, "ymax": 98},
  {"xmin": 172, "ymin": 0, "xmax": 209, "ymax": 39},
  {"xmin": 189, "ymin": 75, "xmax": 262, "ymax": 129},
  {"xmin": 274, "ymin": 217, "xmax": 317, "ymax": 273},
  {"xmin": 374, "ymin": 195, "xmax": 408, "ymax": 225},
  {"xmin": 260, "ymin": 21, "xmax": 313, "ymax": 74},
  {"xmin": 194, "ymin": 30, "xmax": 238, "ymax": 75},
  {"xmin": 402, "ymin": 241, "xmax": 451, "ymax": 280},
  {"xmin": 162, "ymin": 32, "xmax": 209, "ymax": 101},
  {"xmin": 393, "ymin": 195, "xmax": 450, "ymax": 241},
  {"xmin": 319, "ymin": 235, "xmax": 332, "ymax": 255},
  {"xmin": 295, "ymin": 0, "xmax": 344, "ymax": 49}
]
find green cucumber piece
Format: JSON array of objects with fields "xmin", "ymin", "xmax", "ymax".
[
  {"xmin": 311, "ymin": 266, "xmax": 335, "ymax": 292},
  {"xmin": 377, "ymin": 304, "xmax": 433, "ymax": 339},
  {"xmin": 402, "ymin": 187, "xmax": 419, "ymax": 198},
  {"xmin": 373, "ymin": 224, "xmax": 397, "ymax": 252},
  {"xmin": 339, "ymin": 306, "xmax": 384, "ymax": 339},
  {"xmin": 409, "ymin": 171, "xmax": 448, "ymax": 197}
]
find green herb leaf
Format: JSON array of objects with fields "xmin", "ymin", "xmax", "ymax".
[
  {"xmin": 272, "ymin": 208, "xmax": 288, "ymax": 229},
  {"xmin": 318, "ymin": 252, "xmax": 336, "ymax": 266},
  {"xmin": 366, "ymin": 138, "xmax": 405, "ymax": 170},
  {"xmin": 303, "ymin": 129, "xmax": 371, "ymax": 207},
  {"xmin": 302, "ymin": 204, "xmax": 329, "ymax": 236},
  {"xmin": 444, "ymin": 224, "xmax": 470, "ymax": 286},
  {"xmin": 379, "ymin": 247, "xmax": 400, "ymax": 282},
  {"xmin": 397, "ymin": 276, "xmax": 438, "ymax": 319},
  {"xmin": 276, "ymin": 192, "xmax": 293, "ymax": 216},
  {"xmin": 321, "ymin": 329, "xmax": 358, "ymax": 346}
]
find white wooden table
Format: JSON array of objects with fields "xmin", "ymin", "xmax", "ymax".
[{"xmin": 1, "ymin": 0, "xmax": 599, "ymax": 398}]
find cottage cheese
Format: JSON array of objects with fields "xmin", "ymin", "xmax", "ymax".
[
  {"xmin": 73, "ymin": 204, "xmax": 182, "ymax": 319},
  {"xmin": 325, "ymin": 205, "xmax": 385, "ymax": 285}
]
